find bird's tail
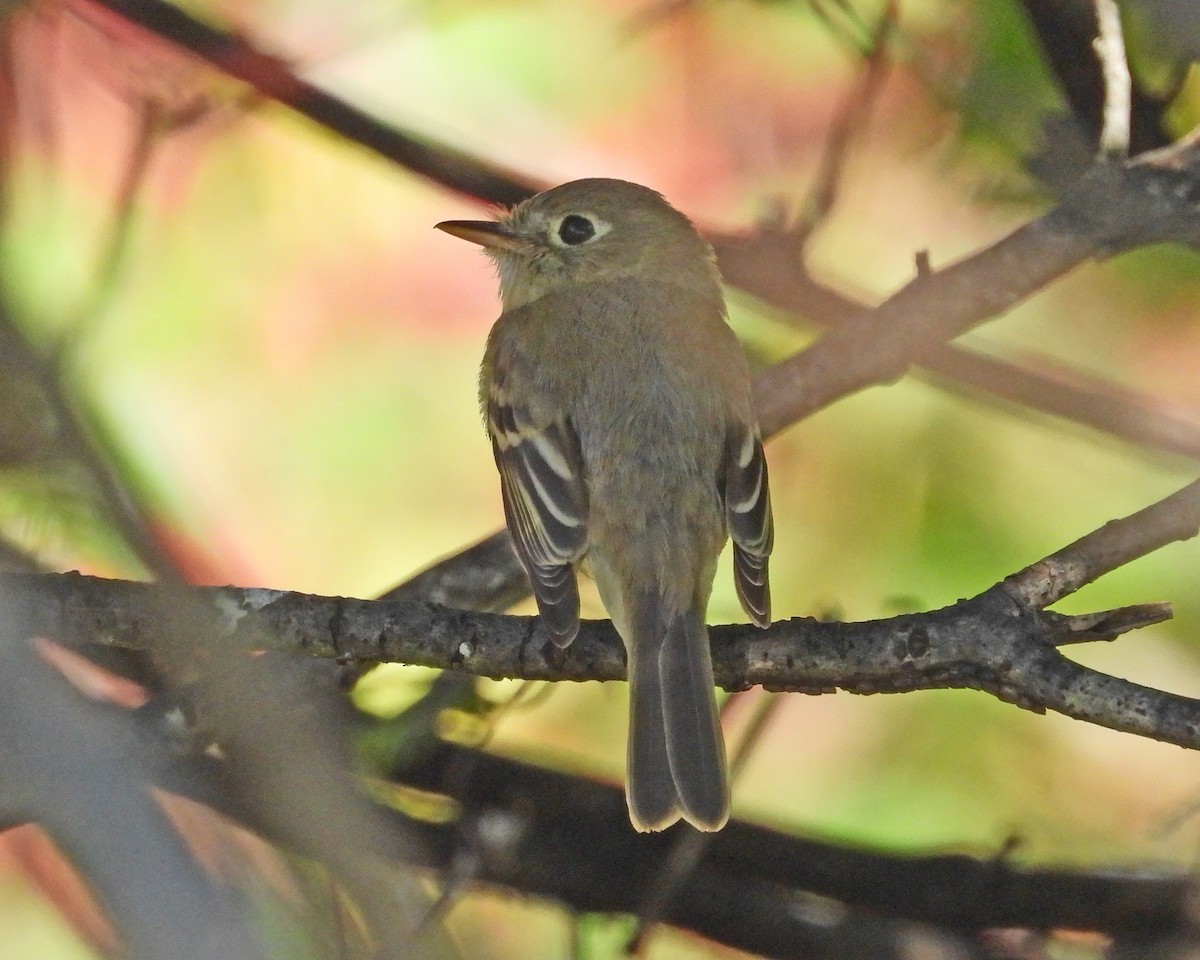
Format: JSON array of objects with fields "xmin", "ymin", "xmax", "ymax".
[{"xmin": 626, "ymin": 597, "xmax": 729, "ymax": 832}]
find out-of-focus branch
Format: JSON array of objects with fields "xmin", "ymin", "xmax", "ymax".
[
  {"xmin": 390, "ymin": 743, "xmax": 1199, "ymax": 943},
  {"xmin": 3, "ymin": 732, "xmax": 951, "ymax": 960},
  {"xmin": 917, "ymin": 343, "xmax": 1200, "ymax": 461},
  {"xmin": 93, "ymin": 720, "xmax": 1200, "ymax": 957},
  {"xmin": 751, "ymin": 154, "xmax": 1200, "ymax": 435},
  {"xmin": 0, "ymin": 602, "xmax": 265, "ymax": 960},
  {"xmin": 715, "ymin": 213, "xmax": 1200, "ymax": 463}
]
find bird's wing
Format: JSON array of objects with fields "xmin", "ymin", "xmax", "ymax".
[
  {"xmin": 724, "ymin": 422, "xmax": 773, "ymax": 628},
  {"xmin": 486, "ymin": 374, "xmax": 589, "ymax": 647}
]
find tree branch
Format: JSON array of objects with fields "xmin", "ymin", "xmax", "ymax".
[
  {"xmin": 1092, "ymin": 0, "xmax": 1132, "ymax": 159},
  {"xmin": 9, "ymin": 468, "xmax": 1199, "ymax": 749},
  {"xmin": 1017, "ymin": 0, "xmax": 1172, "ymax": 158},
  {"xmin": 1004, "ymin": 477, "xmax": 1200, "ymax": 609},
  {"xmin": 751, "ymin": 157, "xmax": 1200, "ymax": 434},
  {"xmin": 715, "ymin": 234, "xmax": 1200, "ymax": 462}
]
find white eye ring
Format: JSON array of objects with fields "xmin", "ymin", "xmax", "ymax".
[{"xmin": 550, "ymin": 213, "xmax": 612, "ymax": 247}]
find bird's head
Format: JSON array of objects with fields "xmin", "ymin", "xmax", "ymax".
[{"xmin": 436, "ymin": 178, "xmax": 720, "ymax": 311}]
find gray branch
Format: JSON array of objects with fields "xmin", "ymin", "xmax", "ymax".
[{"xmin": 8, "ymin": 460, "xmax": 1198, "ymax": 750}]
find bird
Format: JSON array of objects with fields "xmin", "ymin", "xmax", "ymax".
[{"xmin": 436, "ymin": 178, "xmax": 773, "ymax": 831}]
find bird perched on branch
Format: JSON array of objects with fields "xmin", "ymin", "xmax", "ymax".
[{"xmin": 437, "ymin": 178, "xmax": 773, "ymax": 831}]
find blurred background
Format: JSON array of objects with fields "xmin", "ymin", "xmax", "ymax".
[{"xmin": 3, "ymin": 0, "xmax": 1200, "ymax": 956}]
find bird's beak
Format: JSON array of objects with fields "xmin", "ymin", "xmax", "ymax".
[{"xmin": 435, "ymin": 220, "xmax": 530, "ymax": 252}]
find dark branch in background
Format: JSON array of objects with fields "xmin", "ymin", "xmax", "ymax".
[
  {"xmin": 391, "ymin": 743, "xmax": 1199, "ymax": 944},
  {"xmin": 78, "ymin": 0, "xmax": 536, "ymax": 206},
  {"xmin": 41, "ymin": 716, "xmax": 1200, "ymax": 960}
]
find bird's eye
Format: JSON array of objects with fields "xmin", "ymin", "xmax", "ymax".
[{"xmin": 558, "ymin": 215, "xmax": 595, "ymax": 246}]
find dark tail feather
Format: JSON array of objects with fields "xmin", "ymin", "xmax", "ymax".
[
  {"xmin": 626, "ymin": 601, "xmax": 729, "ymax": 832},
  {"xmin": 660, "ymin": 610, "xmax": 729, "ymax": 830},
  {"xmin": 627, "ymin": 633, "xmax": 679, "ymax": 831}
]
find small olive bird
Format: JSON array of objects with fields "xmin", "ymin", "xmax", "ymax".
[{"xmin": 436, "ymin": 178, "xmax": 773, "ymax": 831}]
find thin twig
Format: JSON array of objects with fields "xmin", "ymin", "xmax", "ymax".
[
  {"xmin": 1004, "ymin": 476, "xmax": 1200, "ymax": 609},
  {"xmin": 56, "ymin": 98, "xmax": 162, "ymax": 363},
  {"xmin": 0, "ymin": 298, "xmax": 172, "ymax": 578},
  {"xmin": 1018, "ymin": 0, "xmax": 1170, "ymax": 158},
  {"xmin": 1092, "ymin": 0, "xmax": 1132, "ymax": 159},
  {"xmin": 917, "ymin": 342, "xmax": 1200, "ymax": 462},
  {"xmin": 798, "ymin": 0, "xmax": 896, "ymax": 239}
]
